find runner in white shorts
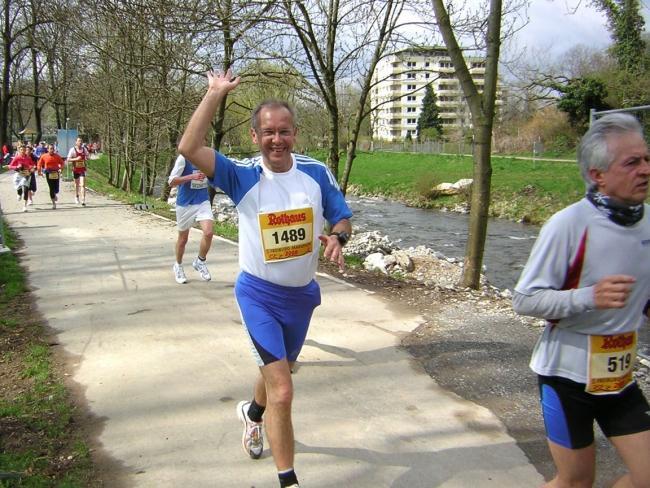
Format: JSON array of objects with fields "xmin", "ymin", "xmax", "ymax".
[{"xmin": 168, "ymin": 154, "xmax": 214, "ymax": 284}]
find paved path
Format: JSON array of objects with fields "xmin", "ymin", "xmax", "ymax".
[{"xmin": 0, "ymin": 171, "xmax": 544, "ymax": 487}]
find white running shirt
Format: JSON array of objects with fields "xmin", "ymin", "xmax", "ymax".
[{"xmin": 209, "ymin": 152, "xmax": 352, "ymax": 287}]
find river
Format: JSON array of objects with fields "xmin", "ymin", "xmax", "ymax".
[
  {"xmin": 347, "ymin": 195, "xmax": 538, "ymax": 291},
  {"xmin": 347, "ymin": 195, "xmax": 650, "ymax": 358}
]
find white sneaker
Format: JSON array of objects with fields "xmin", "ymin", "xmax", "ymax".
[
  {"xmin": 173, "ymin": 263, "xmax": 187, "ymax": 284},
  {"xmin": 75, "ymin": 196, "xmax": 80, "ymax": 204},
  {"xmin": 236, "ymin": 401, "xmax": 263, "ymax": 459},
  {"xmin": 51, "ymin": 202, "xmax": 56, "ymax": 210},
  {"xmin": 27, "ymin": 199, "xmax": 33, "ymax": 206},
  {"xmin": 192, "ymin": 258, "xmax": 211, "ymax": 281},
  {"xmin": 22, "ymin": 205, "xmax": 27, "ymax": 212}
]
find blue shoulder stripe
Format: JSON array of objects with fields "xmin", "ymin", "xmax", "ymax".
[{"xmin": 294, "ymin": 155, "xmax": 339, "ymax": 189}]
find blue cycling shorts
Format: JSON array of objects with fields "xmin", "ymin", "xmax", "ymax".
[{"xmin": 235, "ymin": 271, "xmax": 321, "ymax": 366}]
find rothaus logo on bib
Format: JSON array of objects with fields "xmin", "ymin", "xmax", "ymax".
[{"xmin": 258, "ymin": 207, "xmax": 314, "ymax": 263}]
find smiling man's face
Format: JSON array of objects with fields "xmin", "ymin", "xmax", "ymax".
[{"xmin": 250, "ymin": 106, "xmax": 297, "ymax": 173}]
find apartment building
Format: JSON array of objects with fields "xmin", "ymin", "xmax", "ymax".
[{"xmin": 371, "ymin": 46, "xmax": 498, "ymax": 141}]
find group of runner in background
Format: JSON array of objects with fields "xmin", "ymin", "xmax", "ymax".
[{"xmin": 3, "ymin": 137, "xmax": 91, "ymax": 211}]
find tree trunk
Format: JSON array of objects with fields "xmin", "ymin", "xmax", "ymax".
[
  {"xmin": 432, "ymin": 0, "xmax": 502, "ymax": 289},
  {"xmin": 461, "ymin": 123, "xmax": 492, "ymax": 288},
  {"xmin": 1, "ymin": 1, "xmax": 13, "ymax": 148},
  {"xmin": 148, "ymin": 136, "xmax": 159, "ymax": 196},
  {"xmin": 327, "ymin": 108, "xmax": 340, "ymax": 180},
  {"xmin": 106, "ymin": 117, "xmax": 114, "ymax": 184},
  {"xmin": 31, "ymin": 47, "xmax": 42, "ymax": 142}
]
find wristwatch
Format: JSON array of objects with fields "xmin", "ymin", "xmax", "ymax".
[{"xmin": 330, "ymin": 231, "xmax": 350, "ymax": 246}]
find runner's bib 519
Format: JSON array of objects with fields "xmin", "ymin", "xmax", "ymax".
[
  {"xmin": 586, "ymin": 331, "xmax": 637, "ymax": 394},
  {"xmin": 258, "ymin": 207, "xmax": 314, "ymax": 263}
]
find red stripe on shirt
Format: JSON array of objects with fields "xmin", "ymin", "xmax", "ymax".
[
  {"xmin": 562, "ymin": 228, "xmax": 588, "ymax": 291},
  {"xmin": 548, "ymin": 228, "xmax": 588, "ymax": 326}
]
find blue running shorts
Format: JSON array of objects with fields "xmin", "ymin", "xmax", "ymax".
[
  {"xmin": 538, "ymin": 375, "xmax": 650, "ymax": 449},
  {"xmin": 235, "ymin": 271, "xmax": 321, "ymax": 366}
]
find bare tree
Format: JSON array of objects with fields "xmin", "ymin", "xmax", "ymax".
[
  {"xmin": 340, "ymin": 0, "xmax": 414, "ymax": 194},
  {"xmin": 184, "ymin": 0, "xmax": 276, "ymax": 204},
  {"xmin": 277, "ymin": 0, "xmax": 407, "ymax": 181},
  {"xmin": 431, "ymin": 0, "xmax": 504, "ymax": 289},
  {"xmin": 0, "ymin": 0, "xmax": 48, "ymax": 146}
]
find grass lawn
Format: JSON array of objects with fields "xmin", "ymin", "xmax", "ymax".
[{"xmin": 341, "ymin": 151, "xmax": 584, "ymax": 225}]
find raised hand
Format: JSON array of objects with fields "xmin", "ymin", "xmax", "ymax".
[{"xmin": 206, "ymin": 69, "xmax": 241, "ymax": 96}]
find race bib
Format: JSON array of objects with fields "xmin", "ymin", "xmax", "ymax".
[
  {"xmin": 74, "ymin": 161, "xmax": 85, "ymax": 169},
  {"xmin": 47, "ymin": 172, "xmax": 59, "ymax": 180},
  {"xmin": 586, "ymin": 332, "xmax": 637, "ymax": 394},
  {"xmin": 190, "ymin": 170, "xmax": 207, "ymax": 189},
  {"xmin": 258, "ymin": 207, "xmax": 314, "ymax": 263}
]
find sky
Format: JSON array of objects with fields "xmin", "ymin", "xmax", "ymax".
[{"xmin": 508, "ymin": 0, "xmax": 650, "ymax": 60}]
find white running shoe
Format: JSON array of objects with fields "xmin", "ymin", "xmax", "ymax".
[
  {"xmin": 236, "ymin": 401, "xmax": 263, "ymax": 459},
  {"xmin": 51, "ymin": 202, "xmax": 56, "ymax": 210},
  {"xmin": 75, "ymin": 196, "xmax": 80, "ymax": 204},
  {"xmin": 173, "ymin": 263, "xmax": 187, "ymax": 284},
  {"xmin": 192, "ymin": 258, "xmax": 211, "ymax": 281},
  {"xmin": 27, "ymin": 199, "xmax": 33, "ymax": 206}
]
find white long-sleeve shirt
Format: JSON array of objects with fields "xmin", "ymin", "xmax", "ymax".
[{"xmin": 513, "ymin": 198, "xmax": 650, "ymax": 383}]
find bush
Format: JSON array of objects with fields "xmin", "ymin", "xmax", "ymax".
[
  {"xmin": 495, "ymin": 106, "xmax": 577, "ymax": 155},
  {"xmin": 414, "ymin": 173, "xmax": 439, "ymax": 199}
]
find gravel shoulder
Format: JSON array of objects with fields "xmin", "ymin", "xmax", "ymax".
[{"xmin": 319, "ymin": 259, "xmax": 650, "ymax": 488}]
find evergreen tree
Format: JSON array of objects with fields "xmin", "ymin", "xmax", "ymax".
[
  {"xmin": 416, "ymin": 85, "xmax": 443, "ymax": 141},
  {"xmin": 555, "ymin": 76, "xmax": 610, "ymax": 130},
  {"xmin": 591, "ymin": 0, "xmax": 646, "ymax": 73}
]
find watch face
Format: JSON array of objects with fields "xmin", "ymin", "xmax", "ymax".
[{"xmin": 336, "ymin": 231, "xmax": 349, "ymax": 245}]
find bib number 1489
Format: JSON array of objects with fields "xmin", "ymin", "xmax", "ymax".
[{"xmin": 271, "ymin": 228, "xmax": 306, "ymax": 244}]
